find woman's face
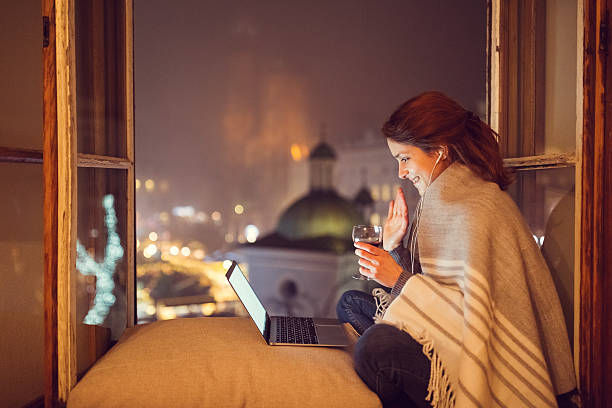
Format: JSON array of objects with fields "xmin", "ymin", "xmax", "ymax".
[{"xmin": 387, "ymin": 139, "xmax": 449, "ymax": 196}]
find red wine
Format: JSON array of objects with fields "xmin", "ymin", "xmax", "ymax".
[{"xmin": 354, "ymin": 237, "xmax": 381, "ymax": 246}]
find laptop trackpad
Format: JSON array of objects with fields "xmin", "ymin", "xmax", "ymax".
[{"xmin": 316, "ymin": 325, "xmax": 348, "ymax": 344}]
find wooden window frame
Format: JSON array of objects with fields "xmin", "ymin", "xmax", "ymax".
[
  {"xmin": 37, "ymin": 0, "xmax": 136, "ymax": 406},
  {"xmin": 490, "ymin": 0, "xmax": 612, "ymax": 406}
]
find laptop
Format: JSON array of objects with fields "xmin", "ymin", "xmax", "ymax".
[{"xmin": 225, "ymin": 261, "xmax": 351, "ymax": 347}]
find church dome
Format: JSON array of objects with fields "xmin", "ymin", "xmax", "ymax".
[{"xmin": 277, "ymin": 190, "xmax": 364, "ymax": 240}]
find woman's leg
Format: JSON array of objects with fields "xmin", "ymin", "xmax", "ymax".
[
  {"xmin": 336, "ymin": 290, "xmax": 377, "ymax": 335},
  {"xmin": 354, "ymin": 323, "xmax": 431, "ymax": 408}
]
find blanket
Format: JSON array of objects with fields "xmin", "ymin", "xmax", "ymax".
[{"xmin": 379, "ymin": 162, "xmax": 575, "ymax": 408}]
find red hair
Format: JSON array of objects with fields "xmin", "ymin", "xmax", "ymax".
[{"xmin": 382, "ymin": 91, "xmax": 513, "ymax": 190}]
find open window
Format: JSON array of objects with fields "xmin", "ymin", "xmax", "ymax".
[
  {"xmin": 490, "ymin": 0, "xmax": 612, "ymax": 405},
  {"xmin": 489, "ymin": 0, "xmax": 580, "ymax": 360},
  {"xmin": 41, "ymin": 0, "xmax": 135, "ymax": 405}
]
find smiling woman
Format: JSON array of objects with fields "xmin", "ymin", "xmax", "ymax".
[{"xmin": 338, "ymin": 91, "xmax": 576, "ymax": 407}]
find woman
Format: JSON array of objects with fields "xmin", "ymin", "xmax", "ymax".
[{"xmin": 337, "ymin": 92, "xmax": 575, "ymax": 408}]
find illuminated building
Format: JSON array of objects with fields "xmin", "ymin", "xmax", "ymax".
[{"xmin": 236, "ymin": 141, "xmax": 371, "ymax": 317}]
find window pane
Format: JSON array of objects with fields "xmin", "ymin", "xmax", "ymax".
[
  {"xmin": 502, "ymin": 1, "xmax": 578, "ymax": 157},
  {"xmin": 541, "ymin": 0, "xmax": 577, "ymax": 155},
  {"xmin": 507, "ymin": 167, "xmax": 575, "ymax": 345},
  {"xmin": 75, "ymin": 0, "xmax": 127, "ymax": 157},
  {"xmin": 76, "ymin": 167, "xmax": 128, "ymax": 375},
  {"xmin": 0, "ymin": 2, "xmax": 42, "ymax": 149},
  {"xmin": 0, "ymin": 163, "xmax": 44, "ymax": 406}
]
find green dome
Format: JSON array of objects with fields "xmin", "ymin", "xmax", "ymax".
[{"xmin": 277, "ymin": 191, "xmax": 365, "ymax": 240}]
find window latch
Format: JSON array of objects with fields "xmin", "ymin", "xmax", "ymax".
[{"xmin": 43, "ymin": 16, "xmax": 50, "ymax": 48}]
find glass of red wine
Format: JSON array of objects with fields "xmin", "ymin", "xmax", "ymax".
[{"xmin": 352, "ymin": 224, "xmax": 382, "ymax": 280}]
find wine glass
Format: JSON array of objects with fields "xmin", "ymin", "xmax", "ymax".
[{"xmin": 352, "ymin": 225, "xmax": 382, "ymax": 280}]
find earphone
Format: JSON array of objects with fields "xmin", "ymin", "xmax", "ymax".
[
  {"xmin": 409, "ymin": 147, "xmax": 445, "ymax": 274},
  {"xmin": 429, "ymin": 149, "xmax": 444, "ymax": 186}
]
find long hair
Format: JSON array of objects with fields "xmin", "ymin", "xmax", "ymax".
[{"xmin": 382, "ymin": 91, "xmax": 513, "ymax": 190}]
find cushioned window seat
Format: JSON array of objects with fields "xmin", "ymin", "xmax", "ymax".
[{"xmin": 67, "ymin": 317, "xmax": 382, "ymax": 408}]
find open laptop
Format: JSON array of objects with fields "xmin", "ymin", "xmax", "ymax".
[{"xmin": 225, "ymin": 261, "xmax": 351, "ymax": 347}]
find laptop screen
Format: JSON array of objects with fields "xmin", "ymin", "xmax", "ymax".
[{"xmin": 226, "ymin": 262, "xmax": 267, "ymax": 335}]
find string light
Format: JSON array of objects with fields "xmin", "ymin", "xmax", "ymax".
[{"xmin": 76, "ymin": 194, "xmax": 124, "ymax": 326}]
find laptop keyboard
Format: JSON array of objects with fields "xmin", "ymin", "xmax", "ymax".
[{"xmin": 275, "ymin": 316, "xmax": 319, "ymax": 344}]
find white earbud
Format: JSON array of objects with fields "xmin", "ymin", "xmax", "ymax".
[{"xmin": 434, "ymin": 150, "xmax": 443, "ymax": 166}]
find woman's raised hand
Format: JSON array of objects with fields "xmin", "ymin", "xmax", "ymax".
[{"xmin": 383, "ymin": 187, "xmax": 409, "ymax": 251}]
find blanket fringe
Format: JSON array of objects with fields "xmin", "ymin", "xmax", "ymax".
[
  {"xmin": 419, "ymin": 333, "xmax": 456, "ymax": 408},
  {"xmin": 372, "ymin": 288, "xmax": 392, "ymax": 322},
  {"xmin": 372, "ymin": 289, "xmax": 455, "ymax": 407}
]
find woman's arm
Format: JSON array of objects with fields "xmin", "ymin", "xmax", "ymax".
[{"xmin": 389, "ymin": 246, "xmax": 414, "ymax": 297}]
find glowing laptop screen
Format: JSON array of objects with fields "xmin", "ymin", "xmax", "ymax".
[{"xmin": 227, "ymin": 262, "xmax": 267, "ymax": 335}]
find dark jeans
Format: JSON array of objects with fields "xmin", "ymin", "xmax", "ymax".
[
  {"xmin": 336, "ymin": 290, "xmax": 431, "ymax": 408},
  {"xmin": 336, "ymin": 289, "xmax": 378, "ymax": 335}
]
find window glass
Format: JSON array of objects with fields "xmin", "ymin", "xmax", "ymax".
[
  {"xmin": 75, "ymin": 0, "xmax": 128, "ymax": 157},
  {"xmin": 0, "ymin": 2, "xmax": 42, "ymax": 149},
  {"xmin": 76, "ymin": 167, "xmax": 128, "ymax": 375},
  {"xmin": 0, "ymin": 163, "xmax": 44, "ymax": 406},
  {"xmin": 507, "ymin": 167, "xmax": 575, "ymax": 344},
  {"xmin": 502, "ymin": 0, "xmax": 578, "ymax": 157},
  {"xmin": 541, "ymin": 0, "xmax": 577, "ymax": 155},
  {"xmin": 135, "ymin": 0, "xmax": 487, "ymax": 320}
]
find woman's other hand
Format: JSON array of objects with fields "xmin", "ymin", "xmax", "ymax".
[
  {"xmin": 383, "ymin": 187, "xmax": 409, "ymax": 251},
  {"xmin": 354, "ymin": 242, "xmax": 403, "ymax": 287}
]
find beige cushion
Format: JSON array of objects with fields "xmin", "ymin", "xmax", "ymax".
[{"xmin": 68, "ymin": 317, "xmax": 381, "ymax": 408}]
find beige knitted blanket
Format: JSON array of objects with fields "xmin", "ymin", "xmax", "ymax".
[{"xmin": 379, "ymin": 163, "xmax": 575, "ymax": 408}]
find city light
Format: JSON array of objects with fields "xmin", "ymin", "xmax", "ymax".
[
  {"xmin": 211, "ymin": 211, "xmax": 222, "ymax": 222},
  {"xmin": 290, "ymin": 143, "xmax": 303, "ymax": 161},
  {"xmin": 224, "ymin": 233, "xmax": 234, "ymax": 243},
  {"xmin": 222, "ymin": 260, "xmax": 233, "ymax": 270},
  {"xmin": 136, "ymin": 239, "xmax": 140, "ymax": 249},
  {"xmin": 149, "ymin": 231, "xmax": 158, "ymax": 241},
  {"xmin": 370, "ymin": 184, "xmax": 380, "ymax": 201},
  {"xmin": 159, "ymin": 212, "xmax": 169, "ymax": 222},
  {"xmin": 172, "ymin": 206, "xmax": 195, "ymax": 218},
  {"xmin": 170, "ymin": 246, "xmax": 179, "ymax": 256},
  {"xmin": 234, "ymin": 204, "xmax": 244, "ymax": 215},
  {"xmin": 160, "ymin": 180, "xmax": 169, "ymax": 192},
  {"xmin": 201, "ymin": 303, "xmax": 216, "ymax": 316},
  {"xmin": 145, "ymin": 179, "xmax": 155, "ymax": 191},
  {"xmin": 195, "ymin": 211, "xmax": 207, "ymax": 222},
  {"xmin": 135, "ymin": 179, "xmax": 141, "ymax": 190},
  {"xmin": 193, "ymin": 249, "xmax": 205, "ymax": 259},
  {"xmin": 245, "ymin": 224, "xmax": 259, "ymax": 243},
  {"xmin": 381, "ymin": 184, "xmax": 391, "ymax": 201},
  {"xmin": 290, "ymin": 143, "xmax": 309, "ymax": 161},
  {"xmin": 143, "ymin": 243, "xmax": 158, "ymax": 258},
  {"xmin": 181, "ymin": 246, "xmax": 191, "ymax": 256}
]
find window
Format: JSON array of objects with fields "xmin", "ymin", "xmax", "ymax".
[
  {"xmin": 489, "ymin": 0, "xmax": 580, "ymax": 371},
  {"xmin": 40, "ymin": 0, "xmax": 134, "ymax": 403}
]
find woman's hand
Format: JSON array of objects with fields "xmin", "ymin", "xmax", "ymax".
[
  {"xmin": 383, "ymin": 187, "xmax": 409, "ymax": 251},
  {"xmin": 354, "ymin": 242, "xmax": 403, "ymax": 287}
]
